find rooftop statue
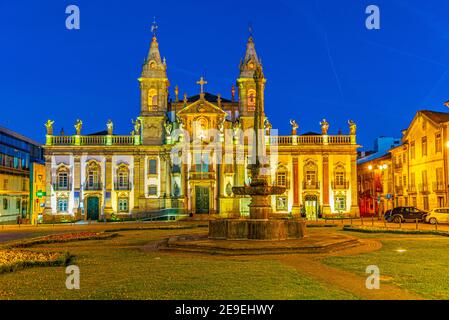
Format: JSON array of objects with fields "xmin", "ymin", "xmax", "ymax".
[
  {"xmin": 320, "ymin": 119, "xmax": 329, "ymax": 135},
  {"xmin": 45, "ymin": 120, "xmax": 54, "ymax": 135},
  {"xmin": 107, "ymin": 119, "xmax": 113, "ymax": 135},
  {"xmin": 74, "ymin": 119, "xmax": 83, "ymax": 135},
  {"xmin": 290, "ymin": 119, "xmax": 298, "ymax": 135},
  {"xmin": 348, "ymin": 119, "xmax": 357, "ymax": 135}
]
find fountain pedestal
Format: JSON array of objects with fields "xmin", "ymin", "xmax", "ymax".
[{"xmin": 209, "ymin": 180, "xmax": 306, "ymax": 241}]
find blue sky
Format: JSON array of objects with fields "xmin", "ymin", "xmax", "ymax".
[{"xmin": 2, "ymin": 0, "xmax": 449, "ymax": 149}]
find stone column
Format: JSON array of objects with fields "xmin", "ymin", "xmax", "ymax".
[
  {"xmin": 133, "ymin": 155, "xmax": 141, "ymax": 214},
  {"xmin": 322, "ymin": 155, "xmax": 331, "ymax": 215},
  {"xmin": 73, "ymin": 155, "xmax": 82, "ymax": 219},
  {"xmin": 292, "ymin": 157, "xmax": 300, "ymax": 215},
  {"xmin": 350, "ymin": 154, "xmax": 360, "ymax": 217},
  {"xmin": 43, "ymin": 155, "xmax": 53, "ymax": 215},
  {"xmin": 104, "ymin": 155, "xmax": 113, "ymax": 217}
]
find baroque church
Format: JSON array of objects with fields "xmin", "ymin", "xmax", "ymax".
[{"xmin": 42, "ymin": 27, "xmax": 360, "ymax": 221}]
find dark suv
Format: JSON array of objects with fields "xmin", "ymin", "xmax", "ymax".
[{"xmin": 385, "ymin": 207, "xmax": 428, "ymax": 223}]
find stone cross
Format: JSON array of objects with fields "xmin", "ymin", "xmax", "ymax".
[{"xmin": 196, "ymin": 77, "xmax": 207, "ymax": 94}]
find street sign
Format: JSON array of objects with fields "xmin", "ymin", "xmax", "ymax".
[{"xmin": 36, "ymin": 190, "xmax": 46, "ymax": 198}]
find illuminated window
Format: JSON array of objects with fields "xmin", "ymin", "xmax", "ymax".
[
  {"xmin": 118, "ymin": 198, "xmax": 129, "ymax": 212},
  {"xmin": 149, "ymin": 159, "xmax": 157, "ymax": 175},
  {"xmin": 335, "ymin": 195, "xmax": 346, "ymax": 211},
  {"xmin": 57, "ymin": 198, "xmax": 68, "ymax": 212},
  {"xmin": 148, "ymin": 185, "xmax": 158, "ymax": 196},
  {"xmin": 148, "ymin": 89, "xmax": 158, "ymax": 111},
  {"xmin": 422, "ymin": 136, "xmax": 427, "ymax": 156},
  {"xmin": 247, "ymin": 89, "xmax": 256, "ymax": 111},
  {"xmin": 410, "ymin": 141, "xmax": 415, "ymax": 160}
]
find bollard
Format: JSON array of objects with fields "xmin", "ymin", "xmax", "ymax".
[
  {"xmin": 435, "ymin": 221, "xmax": 438, "ymax": 231},
  {"xmin": 350, "ymin": 217, "xmax": 353, "ymax": 226},
  {"xmin": 416, "ymin": 219, "xmax": 419, "ymax": 230},
  {"xmin": 372, "ymin": 216, "xmax": 374, "ymax": 227},
  {"xmin": 361, "ymin": 217, "xmax": 364, "ymax": 226},
  {"xmin": 399, "ymin": 219, "xmax": 402, "ymax": 229}
]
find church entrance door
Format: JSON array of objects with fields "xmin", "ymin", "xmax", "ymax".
[
  {"xmin": 195, "ymin": 186, "xmax": 210, "ymax": 214},
  {"xmin": 87, "ymin": 196, "xmax": 100, "ymax": 220},
  {"xmin": 304, "ymin": 195, "xmax": 318, "ymax": 221}
]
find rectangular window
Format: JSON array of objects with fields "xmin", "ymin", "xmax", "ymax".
[
  {"xmin": 412, "ymin": 197, "xmax": 417, "ymax": 208},
  {"xmin": 422, "ymin": 170, "xmax": 428, "ymax": 186},
  {"xmin": 3, "ymin": 179, "xmax": 8, "ymax": 190},
  {"xmin": 410, "ymin": 173, "xmax": 415, "ymax": 187},
  {"xmin": 148, "ymin": 185, "xmax": 158, "ymax": 196},
  {"xmin": 149, "ymin": 159, "xmax": 157, "ymax": 175},
  {"xmin": 21, "ymin": 179, "xmax": 27, "ymax": 191},
  {"xmin": 402, "ymin": 175, "xmax": 407, "ymax": 188},
  {"xmin": 3, "ymin": 198, "xmax": 8, "ymax": 210},
  {"xmin": 335, "ymin": 196, "xmax": 346, "ymax": 211},
  {"xmin": 16, "ymin": 199, "xmax": 20, "ymax": 210},
  {"xmin": 58, "ymin": 173, "xmax": 68, "ymax": 188},
  {"xmin": 438, "ymin": 197, "xmax": 445, "ymax": 207},
  {"xmin": 410, "ymin": 141, "xmax": 415, "ymax": 160},
  {"xmin": 118, "ymin": 198, "xmax": 128, "ymax": 212},
  {"xmin": 402, "ymin": 153, "xmax": 406, "ymax": 163},
  {"xmin": 423, "ymin": 196, "xmax": 429, "ymax": 211},
  {"xmin": 422, "ymin": 137, "xmax": 427, "ymax": 156},
  {"xmin": 57, "ymin": 198, "xmax": 68, "ymax": 212},
  {"xmin": 436, "ymin": 133, "xmax": 442, "ymax": 153},
  {"xmin": 276, "ymin": 196, "xmax": 288, "ymax": 211},
  {"xmin": 276, "ymin": 172, "xmax": 287, "ymax": 187}
]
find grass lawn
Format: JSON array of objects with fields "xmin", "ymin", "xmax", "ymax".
[
  {"xmin": 324, "ymin": 231, "xmax": 449, "ymax": 299},
  {"xmin": 0, "ymin": 228, "xmax": 357, "ymax": 300}
]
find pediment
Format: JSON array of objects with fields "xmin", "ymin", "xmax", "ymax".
[{"xmin": 177, "ymin": 99, "xmax": 227, "ymax": 117}]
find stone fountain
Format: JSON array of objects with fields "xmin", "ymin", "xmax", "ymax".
[{"xmin": 209, "ymin": 65, "xmax": 306, "ymax": 241}]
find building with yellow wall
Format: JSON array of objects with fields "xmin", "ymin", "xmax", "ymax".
[
  {"xmin": 43, "ymin": 30, "xmax": 360, "ymax": 221},
  {"xmin": 390, "ymin": 110, "xmax": 449, "ymax": 211}
]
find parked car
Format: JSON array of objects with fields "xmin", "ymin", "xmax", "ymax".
[
  {"xmin": 425, "ymin": 208, "xmax": 449, "ymax": 225},
  {"xmin": 384, "ymin": 207, "xmax": 428, "ymax": 223}
]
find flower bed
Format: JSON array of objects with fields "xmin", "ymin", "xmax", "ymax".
[
  {"xmin": 7, "ymin": 232, "xmax": 118, "ymax": 248},
  {"xmin": 0, "ymin": 250, "xmax": 71, "ymax": 274}
]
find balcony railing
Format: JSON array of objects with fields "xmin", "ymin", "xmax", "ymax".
[
  {"xmin": 269, "ymin": 135, "xmax": 352, "ymax": 146},
  {"xmin": 114, "ymin": 182, "xmax": 132, "ymax": 191},
  {"xmin": 394, "ymin": 163, "xmax": 403, "ymax": 170},
  {"xmin": 53, "ymin": 183, "xmax": 72, "ymax": 191},
  {"xmin": 433, "ymin": 182, "xmax": 446, "ymax": 193},
  {"xmin": 418, "ymin": 184, "xmax": 430, "ymax": 193},
  {"xmin": 408, "ymin": 185, "xmax": 417, "ymax": 194},
  {"xmin": 331, "ymin": 181, "xmax": 350, "ymax": 190},
  {"xmin": 83, "ymin": 182, "xmax": 103, "ymax": 191},
  {"xmin": 302, "ymin": 181, "xmax": 320, "ymax": 190},
  {"xmin": 49, "ymin": 135, "xmax": 136, "ymax": 146}
]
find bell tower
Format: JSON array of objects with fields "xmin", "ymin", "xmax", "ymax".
[
  {"xmin": 237, "ymin": 35, "xmax": 265, "ymax": 128},
  {"xmin": 138, "ymin": 20, "xmax": 170, "ymax": 145}
]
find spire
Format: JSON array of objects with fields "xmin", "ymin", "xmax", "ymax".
[
  {"xmin": 239, "ymin": 34, "xmax": 262, "ymax": 78},
  {"xmin": 141, "ymin": 19, "xmax": 167, "ymax": 78}
]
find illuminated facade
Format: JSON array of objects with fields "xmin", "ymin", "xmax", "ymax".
[
  {"xmin": 358, "ymin": 110, "xmax": 449, "ymax": 214},
  {"xmin": 43, "ymin": 31, "xmax": 360, "ymax": 221},
  {"xmin": 0, "ymin": 126, "xmax": 44, "ymax": 223}
]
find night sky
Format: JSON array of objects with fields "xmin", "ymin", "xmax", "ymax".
[{"xmin": 2, "ymin": 0, "xmax": 449, "ymax": 150}]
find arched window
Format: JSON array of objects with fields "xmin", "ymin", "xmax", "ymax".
[
  {"xmin": 56, "ymin": 166, "xmax": 70, "ymax": 190},
  {"xmin": 116, "ymin": 165, "xmax": 130, "ymax": 190},
  {"xmin": 85, "ymin": 161, "xmax": 101, "ymax": 190},
  {"xmin": 333, "ymin": 164, "xmax": 347, "ymax": 189},
  {"xmin": 276, "ymin": 165, "xmax": 288, "ymax": 188},
  {"xmin": 247, "ymin": 89, "xmax": 256, "ymax": 111},
  {"xmin": 303, "ymin": 161, "xmax": 319, "ymax": 190},
  {"xmin": 148, "ymin": 89, "xmax": 158, "ymax": 111}
]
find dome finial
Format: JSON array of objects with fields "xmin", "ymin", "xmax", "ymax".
[{"xmin": 151, "ymin": 16, "xmax": 158, "ymax": 38}]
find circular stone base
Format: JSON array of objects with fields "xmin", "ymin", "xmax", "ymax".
[
  {"xmin": 164, "ymin": 232, "xmax": 360, "ymax": 255},
  {"xmin": 209, "ymin": 219, "xmax": 306, "ymax": 241}
]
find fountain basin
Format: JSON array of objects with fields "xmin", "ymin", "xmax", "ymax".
[{"xmin": 209, "ymin": 218, "xmax": 306, "ymax": 241}]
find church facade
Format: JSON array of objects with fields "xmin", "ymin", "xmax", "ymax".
[{"xmin": 42, "ymin": 31, "xmax": 360, "ymax": 221}]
